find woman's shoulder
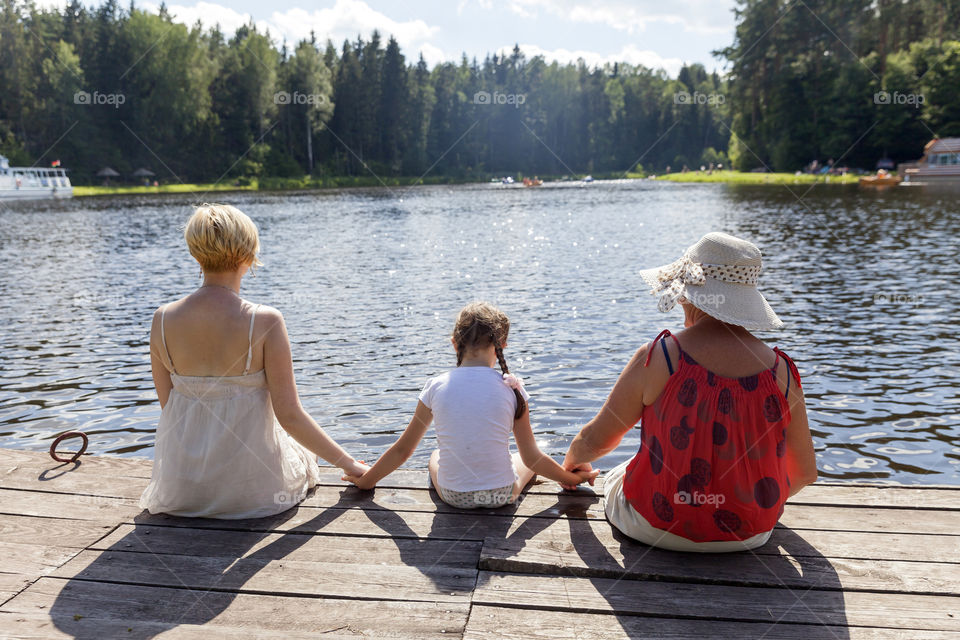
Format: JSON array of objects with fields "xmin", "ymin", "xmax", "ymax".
[
  {"xmin": 151, "ymin": 297, "xmax": 189, "ymax": 323},
  {"xmin": 248, "ymin": 302, "xmax": 282, "ymax": 320}
]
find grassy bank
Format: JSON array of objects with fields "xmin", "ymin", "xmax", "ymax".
[
  {"xmin": 654, "ymin": 170, "xmax": 859, "ymax": 185},
  {"xmin": 73, "ymin": 171, "xmax": 651, "ymax": 196},
  {"xmin": 73, "ymin": 182, "xmax": 257, "ymax": 196},
  {"xmin": 73, "ymin": 175, "xmax": 481, "ymax": 196},
  {"xmin": 75, "ymin": 169, "xmax": 860, "ymax": 196}
]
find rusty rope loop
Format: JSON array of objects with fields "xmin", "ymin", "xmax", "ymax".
[{"xmin": 49, "ymin": 431, "xmax": 88, "ymax": 463}]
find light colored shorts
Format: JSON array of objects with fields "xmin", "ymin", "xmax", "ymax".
[
  {"xmin": 435, "ymin": 483, "xmax": 514, "ymax": 509},
  {"xmin": 604, "ymin": 460, "xmax": 773, "ymax": 553}
]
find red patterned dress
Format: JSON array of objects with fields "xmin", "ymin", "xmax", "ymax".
[{"xmin": 622, "ymin": 330, "xmax": 802, "ymax": 542}]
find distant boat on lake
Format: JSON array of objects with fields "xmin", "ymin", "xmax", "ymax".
[
  {"xmin": 902, "ymin": 138, "xmax": 960, "ymax": 183},
  {"xmin": 0, "ymin": 155, "xmax": 73, "ymax": 200},
  {"xmin": 859, "ymin": 169, "xmax": 901, "ymax": 187}
]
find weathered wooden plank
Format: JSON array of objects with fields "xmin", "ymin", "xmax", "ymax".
[
  {"xmin": 134, "ymin": 503, "xmax": 568, "ymax": 546},
  {"xmin": 0, "ymin": 489, "xmax": 140, "ymax": 521},
  {"xmin": 0, "ymin": 465, "xmax": 148, "ymax": 499},
  {"xmin": 473, "ymin": 571, "xmax": 960, "ymax": 631},
  {"xmin": 0, "ymin": 573, "xmax": 31, "ymax": 607},
  {"xmin": 793, "ymin": 484, "xmax": 960, "ymax": 510},
  {"xmin": 0, "ymin": 514, "xmax": 116, "ymax": 548},
  {"xmin": 92, "ymin": 523, "xmax": 481, "ymax": 568},
  {"xmin": 464, "ymin": 604, "xmax": 960, "ymax": 640},
  {"xmin": 480, "ymin": 533, "xmax": 960, "ymax": 595},
  {"xmin": 779, "ymin": 504, "xmax": 960, "ymax": 536},
  {"xmin": 1, "ymin": 578, "xmax": 469, "ymax": 638},
  {"xmin": 50, "ymin": 539, "xmax": 478, "ymax": 604},
  {"xmin": 0, "ymin": 542, "xmax": 86, "ymax": 579},
  {"xmin": 0, "ymin": 448, "xmax": 152, "ymax": 479}
]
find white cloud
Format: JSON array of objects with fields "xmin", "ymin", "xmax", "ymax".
[
  {"xmin": 268, "ymin": 0, "xmax": 439, "ymax": 48},
  {"xmin": 507, "ymin": 0, "xmax": 735, "ymax": 35},
  {"xmin": 145, "ymin": 0, "xmax": 441, "ymax": 57},
  {"xmin": 145, "ymin": 1, "xmax": 273, "ymax": 36},
  {"xmin": 505, "ymin": 43, "xmax": 686, "ymax": 75}
]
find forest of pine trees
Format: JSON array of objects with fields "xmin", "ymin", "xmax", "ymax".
[{"xmin": 1, "ymin": 0, "xmax": 959, "ymax": 183}]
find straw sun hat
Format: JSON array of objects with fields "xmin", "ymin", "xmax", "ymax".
[{"xmin": 639, "ymin": 232, "xmax": 783, "ymax": 331}]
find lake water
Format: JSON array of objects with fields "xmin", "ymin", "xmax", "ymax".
[{"xmin": 1, "ymin": 180, "xmax": 958, "ymax": 484}]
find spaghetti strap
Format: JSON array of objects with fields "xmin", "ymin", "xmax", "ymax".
[
  {"xmin": 772, "ymin": 347, "xmax": 802, "ymax": 399},
  {"xmin": 644, "ymin": 329, "xmax": 681, "ymax": 374},
  {"xmin": 160, "ymin": 306, "xmax": 177, "ymax": 374},
  {"xmin": 243, "ymin": 304, "xmax": 259, "ymax": 375}
]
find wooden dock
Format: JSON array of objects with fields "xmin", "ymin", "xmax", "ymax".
[{"xmin": 1, "ymin": 447, "xmax": 958, "ymax": 638}]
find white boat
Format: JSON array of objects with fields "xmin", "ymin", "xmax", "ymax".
[
  {"xmin": 0, "ymin": 155, "xmax": 73, "ymax": 199},
  {"xmin": 902, "ymin": 138, "xmax": 960, "ymax": 183}
]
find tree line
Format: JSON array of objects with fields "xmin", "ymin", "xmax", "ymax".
[
  {"xmin": 0, "ymin": 0, "xmax": 727, "ymax": 183},
  {"xmin": 1, "ymin": 0, "xmax": 958, "ymax": 183}
]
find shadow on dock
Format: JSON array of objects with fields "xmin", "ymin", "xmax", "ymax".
[
  {"xmin": 565, "ymin": 517, "xmax": 850, "ymax": 638},
  {"xmin": 46, "ymin": 490, "xmax": 362, "ymax": 639}
]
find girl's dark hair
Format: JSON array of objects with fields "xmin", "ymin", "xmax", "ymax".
[{"xmin": 452, "ymin": 302, "xmax": 526, "ymax": 419}]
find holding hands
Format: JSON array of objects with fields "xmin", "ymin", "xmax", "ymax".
[{"xmin": 341, "ymin": 466, "xmax": 375, "ymax": 490}]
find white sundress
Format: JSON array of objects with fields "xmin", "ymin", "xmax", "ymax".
[{"xmin": 139, "ymin": 303, "xmax": 320, "ymax": 519}]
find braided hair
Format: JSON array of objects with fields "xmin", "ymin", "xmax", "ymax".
[{"xmin": 452, "ymin": 302, "xmax": 527, "ymax": 419}]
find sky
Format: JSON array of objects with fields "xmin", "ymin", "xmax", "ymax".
[{"xmin": 47, "ymin": 0, "xmax": 740, "ymax": 76}]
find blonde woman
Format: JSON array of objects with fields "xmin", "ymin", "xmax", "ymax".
[{"xmin": 140, "ymin": 204, "xmax": 367, "ymax": 519}]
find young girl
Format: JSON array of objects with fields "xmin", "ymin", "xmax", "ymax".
[{"xmin": 343, "ymin": 302, "xmax": 597, "ymax": 507}]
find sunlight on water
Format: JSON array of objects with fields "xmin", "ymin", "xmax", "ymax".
[{"xmin": 0, "ymin": 180, "xmax": 957, "ymax": 484}]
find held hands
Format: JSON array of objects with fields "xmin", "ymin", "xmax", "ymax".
[
  {"xmin": 341, "ymin": 460, "xmax": 373, "ymax": 489},
  {"xmin": 561, "ymin": 462, "xmax": 597, "ymax": 491}
]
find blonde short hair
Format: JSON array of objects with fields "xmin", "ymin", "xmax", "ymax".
[{"xmin": 184, "ymin": 203, "xmax": 263, "ymax": 272}]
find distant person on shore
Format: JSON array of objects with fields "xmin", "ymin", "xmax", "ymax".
[
  {"xmin": 562, "ymin": 232, "xmax": 817, "ymax": 551},
  {"xmin": 343, "ymin": 302, "xmax": 597, "ymax": 507},
  {"xmin": 140, "ymin": 204, "xmax": 368, "ymax": 518}
]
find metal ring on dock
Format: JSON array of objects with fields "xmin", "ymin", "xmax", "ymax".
[{"xmin": 49, "ymin": 431, "xmax": 88, "ymax": 463}]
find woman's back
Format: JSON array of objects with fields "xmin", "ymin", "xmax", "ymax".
[
  {"xmin": 623, "ymin": 327, "xmax": 800, "ymax": 542},
  {"xmin": 158, "ymin": 290, "xmax": 263, "ymax": 377}
]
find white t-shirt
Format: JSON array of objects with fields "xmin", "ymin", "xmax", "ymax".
[{"xmin": 419, "ymin": 366, "xmax": 531, "ymax": 492}]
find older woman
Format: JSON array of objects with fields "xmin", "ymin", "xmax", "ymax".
[
  {"xmin": 563, "ymin": 232, "xmax": 817, "ymax": 552},
  {"xmin": 140, "ymin": 203, "xmax": 367, "ymax": 519}
]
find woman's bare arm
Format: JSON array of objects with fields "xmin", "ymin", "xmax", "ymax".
[
  {"xmin": 779, "ymin": 361, "xmax": 818, "ymax": 496},
  {"xmin": 149, "ymin": 308, "xmax": 173, "ymax": 408}
]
